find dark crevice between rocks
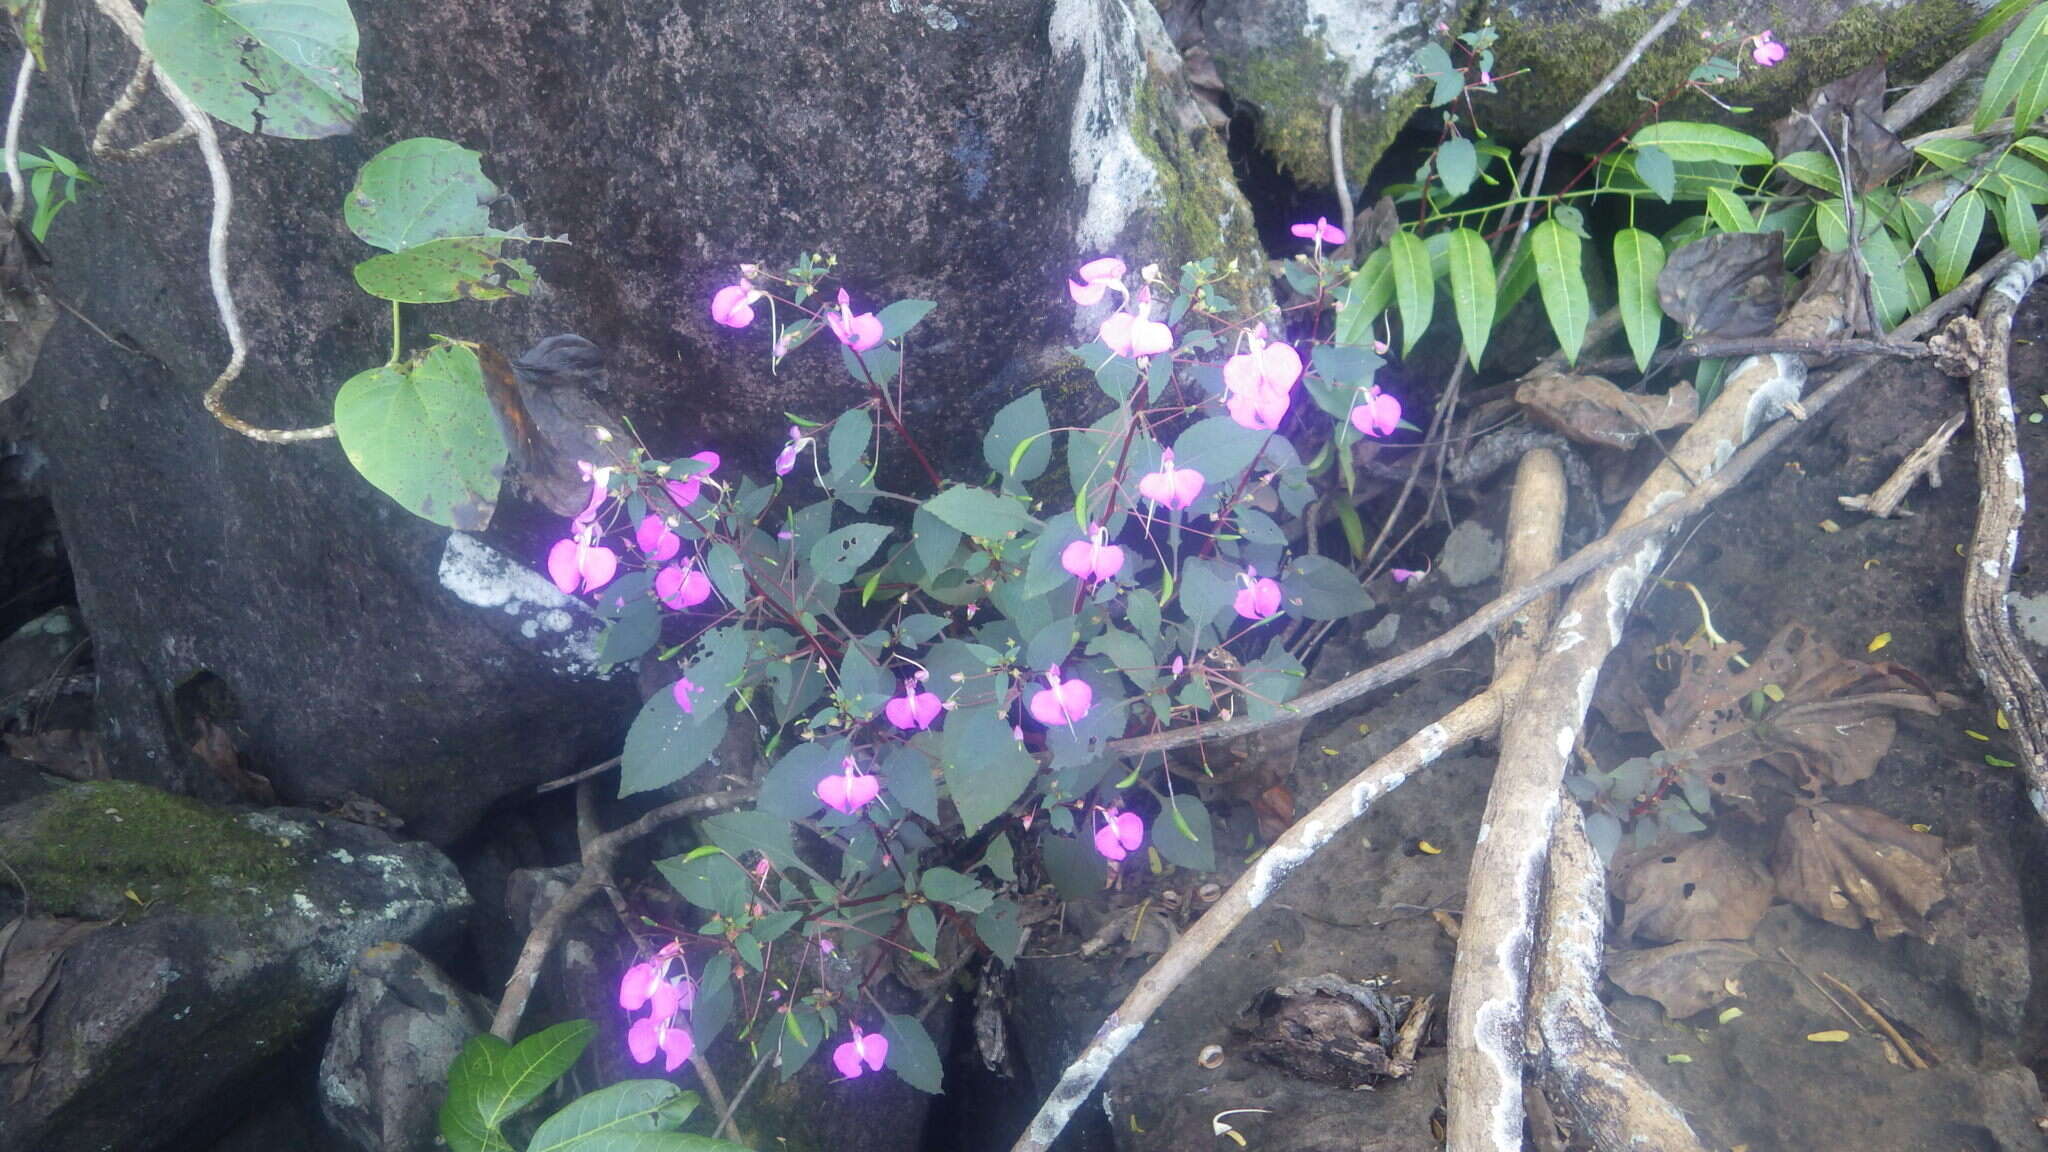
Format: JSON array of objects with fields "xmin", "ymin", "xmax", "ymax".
[{"xmin": 0, "ymin": 439, "xmax": 72, "ymax": 642}]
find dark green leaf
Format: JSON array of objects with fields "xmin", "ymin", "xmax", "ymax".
[
  {"xmin": 984, "ymin": 389, "xmax": 1052, "ymax": 483},
  {"xmin": 1633, "ymin": 145, "xmax": 1676, "ymax": 203},
  {"xmin": 345, "ymin": 138, "xmax": 494, "ymax": 253},
  {"xmin": 527, "ymin": 1080, "xmax": 704, "ymax": 1152},
  {"xmin": 1531, "ymin": 219, "xmax": 1589, "ymax": 363},
  {"xmin": 877, "ymin": 300, "xmax": 937, "ymax": 341},
  {"xmin": 810, "ymin": 523, "xmax": 892, "ymax": 586},
  {"xmin": 333, "ymin": 343, "xmax": 503, "ymax": 530},
  {"xmin": 1152, "ymin": 795, "xmax": 1216, "ymax": 872},
  {"xmin": 921, "ymin": 866, "xmax": 995, "ymax": 913},
  {"xmin": 143, "ymin": 0, "xmax": 361, "ymax": 138},
  {"xmin": 923, "ymin": 486, "xmax": 1038, "ymax": 537},
  {"xmin": 1773, "ymin": 150, "xmax": 1842, "ymax": 194},
  {"xmin": 1174, "ymin": 415, "xmax": 1267, "ymax": 481},
  {"xmin": 1614, "ymin": 229, "xmax": 1666, "ymax": 373},
  {"xmin": 1437, "ymin": 137, "xmax": 1477, "ymax": 199},
  {"xmin": 942, "ymin": 706, "xmax": 1038, "ymax": 834},
  {"xmin": 701, "ymin": 810, "xmax": 799, "ymax": 870},
  {"xmin": 777, "ymin": 1007, "xmax": 824, "ymax": 1083},
  {"xmin": 879, "ymin": 1013, "xmax": 943, "ymax": 1093},
  {"xmin": 837, "ymin": 642, "xmax": 894, "ymax": 718},
  {"xmin": 877, "ymin": 740, "xmax": 942, "ymax": 822},
  {"xmin": 827, "ymin": 406, "xmax": 872, "ymax": 484},
  {"xmin": 1039, "ymin": 831, "xmax": 1106, "ymax": 899},
  {"xmin": 976, "ymin": 898, "xmax": 1023, "ymax": 965},
  {"xmin": 1280, "ymin": 555, "xmax": 1374, "ymax": 620},
  {"xmin": 655, "ymin": 850, "xmax": 753, "ymax": 919},
  {"xmin": 618, "ymin": 679, "xmax": 728, "ymax": 796},
  {"xmin": 1443, "ymin": 228, "xmax": 1495, "ymax": 369},
  {"xmin": 1388, "ymin": 230, "xmax": 1433, "ymax": 356}
]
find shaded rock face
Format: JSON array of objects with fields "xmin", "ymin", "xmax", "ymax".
[
  {"xmin": 20, "ymin": 0, "xmax": 1257, "ymax": 842},
  {"xmin": 318, "ymin": 942, "xmax": 490, "ymax": 1152},
  {"xmin": 0, "ymin": 781, "xmax": 471, "ymax": 1152}
]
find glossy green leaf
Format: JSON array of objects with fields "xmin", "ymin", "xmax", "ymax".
[
  {"xmin": 1814, "ymin": 198, "xmax": 1849, "ymax": 252},
  {"xmin": 1999, "ymin": 187, "xmax": 2042, "ymax": 258},
  {"xmin": 1443, "ymin": 228, "xmax": 1495, "ymax": 369},
  {"xmin": 1613, "ymin": 229, "xmax": 1666, "ymax": 374},
  {"xmin": 1335, "ymin": 248, "xmax": 1394, "ymax": 346},
  {"xmin": 143, "ymin": 0, "xmax": 361, "ymax": 138},
  {"xmin": 1530, "ymin": 219, "xmax": 1590, "ymax": 364},
  {"xmin": 440, "ymin": 1020, "xmax": 592, "ymax": 1150},
  {"xmin": 1858, "ymin": 226, "xmax": 1916, "ymax": 330},
  {"xmin": 984, "ymin": 389, "xmax": 1052, "ymax": 482},
  {"xmin": 1913, "ymin": 137, "xmax": 1988, "ymax": 171},
  {"xmin": 1704, "ymin": 187, "xmax": 1756, "ymax": 233},
  {"xmin": 1975, "ymin": 1, "xmax": 2048, "ymax": 130},
  {"xmin": 527, "ymin": 1081, "xmax": 721, "ymax": 1152},
  {"xmin": 1931, "ymin": 189, "xmax": 1987, "ymax": 293},
  {"xmin": 1633, "ymin": 144, "xmax": 1676, "ymax": 203},
  {"xmin": 333, "ymin": 342, "xmax": 503, "ymax": 530},
  {"xmin": 345, "ymin": 138, "xmax": 494, "ymax": 253},
  {"xmin": 1387, "ymin": 230, "xmax": 1433, "ymax": 357},
  {"xmin": 1437, "ymin": 137, "xmax": 1477, "ymax": 199},
  {"xmin": 1773, "ymin": 150, "xmax": 1841, "ymax": 193},
  {"xmin": 1994, "ymin": 153, "xmax": 2048, "ymax": 205},
  {"xmin": 1630, "ymin": 122, "xmax": 1773, "ymax": 167}
]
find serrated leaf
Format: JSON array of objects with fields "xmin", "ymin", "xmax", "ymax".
[
  {"xmin": 1931, "ymin": 189, "xmax": 1987, "ymax": 293},
  {"xmin": 1388, "ymin": 230, "xmax": 1433, "ymax": 356},
  {"xmin": 345, "ymin": 138, "xmax": 495, "ymax": 252},
  {"xmin": 1614, "ymin": 229, "xmax": 1667, "ymax": 373},
  {"xmin": 809, "ymin": 523, "xmax": 892, "ymax": 586},
  {"xmin": 1530, "ymin": 219, "xmax": 1589, "ymax": 364},
  {"xmin": 143, "ymin": 0, "xmax": 361, "ymax": 139},
  {"xmin": 1631, "ymin": 122, "xmax": 1773, "ymax": 166},
  {"xmin": 923, "ymin": 486, "xmax": 1038, "ymax": 537},
  {"xmin": 333, "ymin": 342, "xmax": 503, "ymax": 530},
  {"xmin": 879, "ymin": 1013, "xmax": 944, "ymax": 1093},
  {"xmin": 1152, "ymin": 795, "xmax": 1216, "ymax": 871},
  {"xmin": 1437, "ymin": 137, "xmax": 1478, "ymax": 199},
  {"xmin": 1443, "ymin": 228, "xmax": 1495, "ymax": 369}
]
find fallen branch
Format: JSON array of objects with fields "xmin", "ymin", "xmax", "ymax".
[
  {"xmin": 1576, "ymin": 335, "xmax": 1932, "ymax": 377},
  {"xmin": 1008, "ymin": 449, "xmax": 1567, "ymax": 1152},
  {"xmin": 4, "ymin": 49, "xmax": 30, "ymax": 225},
  {"xmin": 1838, "ymin": 409, "xmax": 1966, "ymax": 517},
  {"xmin": 86, "ymin": 0, "xmax": 335, "ymax": 443},
  {"xmin": 1532, "ymin": 802, "xmax": 1708, "ymax": 1151},
  {"xmin": 491, "ymin": 788, "xmax": 749, "ymax": 1040},
  {"xmin": 1961, "ymin": 248, "xmax": 2048, "ymax": 817}
]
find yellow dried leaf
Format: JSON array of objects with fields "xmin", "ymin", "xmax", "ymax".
[
  {"xmin": 1762, "ymin": 683, "xmax": 1786, "ymax": 702},
  {"xmin": 1862, "ymin": 558, "xmax": 1879, "ymax": 570},
  {"xmin": 1320, "ymin": 746, "xmax": 1339, "ymax": 756},
  {"xmin": 1867, "ymin": 632, "xmax": 1891, "ymax": 653},
  {"xmin": 1807, "ymin": 1030, "xmax": 1851, "ymax": 1043},
  {"xmin": 1718, "ymin": 1006, "xmax": 1745, "ymax": 1023},
  {"xmin": 1418, "ymin": 840, "xmax": 1443, "ymax": 855},
  {"xmin": 1724, "ymin": 977, "xmax": 1744, "ymax": 997},
  {"xmin": 1911, "ymin": 823, "xmax": 1933, "ymax": 833},
  {"xmin": 1666, "ymin": 1053, "xmax": 1694, "ymax": 1064},
  {"xmin": 1819, "ymin": 519, "xmax": 1842, "ymax": 533},
  {"xmin": 1966, "ymin": 730, "xmax": 1990, "ymax": 741},
  {"xmin": 124, "ymin": 889, "xmax": 143, "ymax": 906},
  {"xmin": 1997, "ymin": 708, "xmax": 2010, "ymax": 730}
]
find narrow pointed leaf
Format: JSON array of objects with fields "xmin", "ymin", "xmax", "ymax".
[
  {"xmin": 1443, "ymin": 228, "xmax": 1495, "ymax": 369},
  {"xmin": 1931, "ymin": 189, "xmax": 1986, "ymax": 294},
  {"xmin": 1614, "ymin": 229, "xmax": 1666, "ymax": 373},
  {"xmin": 1387, "ymin": 230, "xmax": 1433, "ymax": 357},
  {"xmin": 1531, "ymin": 219, "xmax": 1589, "ymax": 364}
]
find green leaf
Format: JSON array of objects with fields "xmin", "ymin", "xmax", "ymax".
[
  {"xmin": 1530, "ymin": 219, "xmax": 1589, "ymax": 364},
  {"xmin": 757, "ymin": 741, "xmax": 838, "ymax": 819},
  {"xmin": 876, "ymin": 740, "xmax": 941, "ymax": 822},
  {"xmin": 984, "ymin": 389, "xmax": 1052, "ymax": 482},
  {"xmin": 1388, "ymin": 230, "xmax": 1433, "ymax": 357},
  {"xmin": 976, "ymin": 897, "xmax": 1023, "ymax": 965},
  {"xmin": 776, "ymin": 1007, "xmax": 824, "ymax": 1082},
  {"xmin": 906, "ymin": 902, "xmax": 940, "ymax": 952},
  {"xmin": 442, "ymin": 1034, "xmax": 515, "ymax": 1152},
  {"xmin": 1813, "ymin": 198, "xmax": 1849, "ymax": 253},
  {"xmin": 1858, "ymin": 226, "xmax": 1916, "ymax": 330},
  {"xmin": 837, "ymin": 642, "xmax": 894, "ymax": 718},
  {"xmin": 1994, "ymin": 153, "xmax": 2048, "ymax": 205},
  {"xmin": 922, "ymin": 486, "xmax": 1038, "ymax": 537},
  {"xmin": 1999, "ymin": 188, "xmax": 2042, "ymax": 258},
  {"xmin": 1279, "ymin": 555, "xmax": 1374, "ymax": 620},
  {"xmin": 701, "ymin": 810, "xmax": 799, "ymax": 871},
  {"xmin": 809, "ymin": 523, "xmax": 892, "ymax": 586},
  {"xmin": 655, "ymin": 851, "xmax": 753, "ymax": 919},
  {"xmin": 1039, "ymin": 831, "xmax": 1107, "ymax": 899},
  {"xmin": 876, "ymin": 299, "xmax": 937, "ymax": 341},
  {"xmin": 920, "ymin": 866, "xmax": 995, "ymax": 913},
  {"xmin": 1630, "ymin": 122, "xmax": 1773, "ymax": 167},
  {"xmin": 1633, "ymin": 145, "xmax": 1676, "ymax": 203},
  {"xmin": 1416, "ymin": 42, "xmax": 1462, "ymax": 107},
  {"xmin": 444, "ymin": 1019, "xmax": 593, "ymax": 1144},
  {"xmin": 1335, "ymin": 248, "xmax": 1394, "ymax": 346},
  {"xmin": 1931, "ymin": 189, "xmax": 1987, "ymax": 294},
  {"xmin": 910, "ymin": 505, "xmax": 962, "ymax": 580},
  {"xmin": 943, "ymin": 706, "xmax": 1038, "ymax": 834},
  {"xmin": 346, "ymin": 138, "xmax": 495, "ymax": 253},
  {"xmin": 1152, "ymin": 795, "xmax": 1216, "ymax": 872},
  {"xmin": 826, "ymin": 406, "xmax": 872, "ymax": 485},
  {"xmin": 880, "ymin": 1013, "xmax": 944, "ymax": 1093},
  {"xmin": 1613, "ymin": 229, "xmax": 1667, "ymax": 373},
  {"xmin": 1913, "ymin": 137, "xmax": 1988, "ymax": 171},
  {"xmin": 1442, "ymin": 228, "xmax": 1495, "ymax": 370},
  {"xmin": 619, "ymin": 634, "xmax": 745, "ymax": 795},
  {"xmin": 1704, "ymin": 187, "xmax": 1756, "ymax": 233},
  {"xmin": 353, "ymin": 236, "xmax": 543, "ymax": 303},
  {"xmin": 143, "ymin": 0, "xmax": 361, "ymax": 139},
  {"xmin": 333, "ymin": 342, "xmax": 504, "ymax": 530},
  {"xmin": 1773, "ymin": 150, "xmax": 1842, "ymax": 194},
  {"xmin": 1437, "ymin": 137, "xmax": 1478, "ymax": 199},
  {"xmin": 1975, "ymin": 1, "xmax": 2048, "ymax": 130},
  {"xmin": 1173, "ymin": 415, "xmax": 1267, "ymax": 481},
  {"xmin": 527, "ymin": 1081, "xmax": 702, "ymax": 1152}
]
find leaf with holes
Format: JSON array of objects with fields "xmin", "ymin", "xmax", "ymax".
[
  {"xmin": 809, "ymin": 523, "xmax": 892, "ymax": 586},
  {"xmin": 1615, "ymin": 837, "xmax": 1774, "ymax": 943},
  {"xmin": 143, "ymin": 0, "xmax": 361, "ymax": 139},
  {"xmin": 353, "ymin": 236, "xmax": 551, "ymax": 304},
  {"xmin": 333, "ymin": 342, "xmax": 504, "ymax": 530}
]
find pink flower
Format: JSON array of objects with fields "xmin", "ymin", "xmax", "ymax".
[
  {"xmin": 1390, "ymin": 566, "xmax": 1427, "ymax": 585},
  {"xmin": 664, "ymin": 451, "xmax": 721, "ymax": 507},
  {"xmin": 1349, "ymin": 387, "xmax": 1402, "ymax": 438},
  {"xmin": 636, "ymin": 515, "xmax": 682, "ymax": 563},
  {"xmin": 1137, "ymin": 449, "xmax": 1205, "ymax": 511},
  {"xmin": 832, "ymin": 1025, "xmax": 889, "ymax": 1079},
  {"xmin": 1751, "ymin": 30, "xmax": 1786, "ymax": 67},
  {"xmin": 547, "ymin": 524, "xmax": 619, "ymax": 596},
  {"xmin": 1223, "ymin": 328, "xmax": 1302, "ymax": 431},
  {"xmin": 1067, "ymin": 257, "xmax": 1128, "ymax": 306},
  {"xmin": 1233, "ymin": 568, "xmax": 1283, "ymax": 620},
  {"xmin": 621, "ymin": 944, "xmax": 696, "ymax": 1072},
  {"xmin": 656, "ymin": 561, "xmax": 712, "ymax": 610},
  {"xmin": 885, "ymin": 678, "xmax": 943, "ymax": 731},
  {"xmin": 711, "ymin": 283, "xmax": 759, "ymax": 328},
  {"xmin": 774, "ymin": 426, "xmax": 814, "ymax": 477},
  {"xmin": 1290, "ymin": 216, "xmax": 1347, "ymax": 246},
  {"xmin": 627, "ymin": 1011, "xmax": 695, "ymax": 1072},
  {"xmin": 672, "ymin": 675, "xmax": 702, "ymax": 714},
  {"xmin": 1029, "ymin": 666, "xmax": 1094, "ymax": 728},
  {"xmin": 1060, "ymin": 524, "xmax": 1125, "ymax": 585},
  {"xmin": 817, "ymin": 755, "xmax": 882, "ymax": 814},
  {"xmin": 1099, "ymin": 291, "xmax": 1174, "ymax": 359},
  {"xmin": 827, "ymin": 289, "xmax": 884, "ymax": 352},
  {"xmin": 1093, "ymin": 807, "xmax": 1145, "ymax": 862},
  {"xmin": 571, "ymin": 462, "xmax": 612, "ymax": 526}
]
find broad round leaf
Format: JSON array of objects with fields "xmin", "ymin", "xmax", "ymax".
[
  {"xmin": 353, "ymin": 237, "xmax": 537, "ymax": 303},
  {"xmin": 143, "ymin": 0, "xmax": 362, "ymax": 139},
  {"xmin": 346, "ymin": 138, "xmax": 496, "ymax": 253},
  {"xmin": 333, "ymin": 343, "xmax": 505, "ymax": 529}
]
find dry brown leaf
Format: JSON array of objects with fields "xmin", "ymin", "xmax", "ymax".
[
  {"xmin": 1607, "ymin": 940, "xmax": 1759, "ymax": 1018},
  {"xmin": 1516, "ymin": 373, "xmax": 1698, "ymax": 449},
  {"xmin": 1647, "ymin": 623, "xmax": 1944, "ymax": 795},
  {"xmin": 1773, "ymin": 802, "xmax": 1946, "ymax": 940},
  {"xmin": 1615, "ymin": 836, "xmax": 1776, "ymax": 943},
  {"xmin": 189, "ymin": 716, "xmax": 277, "ymax": 805},
  {"xmin": 2, "ymin": 729, "xmax": 108, "ymax": 781},
  {"xmin": 1, "ymin": 915, "xmax": 108, "ymax": 1070}
]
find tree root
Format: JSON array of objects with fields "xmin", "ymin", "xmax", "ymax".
[
  {"xmin": 1007, "ymin": 449, "xmax": 1567, "ymax": 1152},
  {"xmin": 1838, "ymin": 408, "xmax": 1966, "ymax": 517},
  {"xmin": 1961, "ymin": 250, "xmax": 2048, "ymax": 816}
]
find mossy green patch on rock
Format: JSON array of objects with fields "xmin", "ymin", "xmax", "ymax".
[
  {"xmin": 1481, "ymin": 0, "xmax": 1977, "ymax": 145},
  {"xmin": 9, "ymin": 781, "xmax": 298, "ymax": 917},
  {"xmin": 1127, "ymin": 72, "xmax": 1267, "ymax": 307}
]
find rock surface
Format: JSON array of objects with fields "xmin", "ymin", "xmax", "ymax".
[
  {"xmin": 19, "ymin": 0, "xmax": 1262, "ymax": 843},
  {"xmin": 0, "ymin": 779, "xmax": 471, "ymax": 1152},
  {"xmin": 318, "ymin": 942, "xmax": 490, "ymax": 1152}
]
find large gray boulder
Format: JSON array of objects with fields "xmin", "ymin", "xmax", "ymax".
[
  {"xmin": 0, "ymin": 779, "xmax": 471, "ymax": 1152},
  {"xmin": 15, "ymin": 0, "xmax": 1262, "ymax": 843},
  {"xmin": 318, "ymin": 942, "xmax": 491, "ymax": 1152}
]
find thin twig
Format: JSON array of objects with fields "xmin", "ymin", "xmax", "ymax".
[
  {"xmin": 1817, "ymin": 971, "xmax": 1928, "ymax": 1069},
  {"xmin": 713, "ymin": 1048, "xmax": 774, "ymax": 1143},
  {"xmin": 1837, "ymin": 408, "xmax": 1965, "ymax": 517},
  {"xmin": 1329, "ymin": 103, "xmax": 1355, "ymax": 246},
  {"xmin": 4, "ymin": 50, "xmax": 30, "ymax": 225},
  {"xmin": 87, "ymin": 0, "xmax": 336, "ymax": 443},
  {"xmin": 90, "ymin": 49, "xmax": 193, "ymax": 160},
  {"xmin": 535, "ymin": 755, "xmax": 621, "ymax": 795},
  {"xmin": 1880, "ymin": 10, "xmax": 2024, "ymax": 134}
]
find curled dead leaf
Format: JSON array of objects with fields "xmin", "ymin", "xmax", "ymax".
[
  {"xmin": 1773, "ymin": 802, "xmax": 1946, "ymax": 940},
  {"xmin": 1608, "ymin": 939, "xmax": 1760, "ymax": 1019},
  {"xmin": 1615, "ymin": 836, "xmax": 1775, "ymax": 944},
  {"xmin": 1516, "ymin": 373, "xmax": 1698, "ymax": 450},
  {"xmin": 1658, "ymin": 231, "xmax": 1785, "ymax": 340}
]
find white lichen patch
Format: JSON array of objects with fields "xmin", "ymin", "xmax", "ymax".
[
  {"xmin": 438, "ymin": 533, "xmax": 611, "ymax": 677},
  {"xmin": 1050, "ymin": 0, "xmax": 1160, "ymax": 253},
  {"xmin": 1302, "ymin": 0, "xmax": 1444, "ymax": 102}
]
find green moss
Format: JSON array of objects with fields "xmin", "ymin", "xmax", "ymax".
[
  {"xmin": 1483, "ymin": 0, "xmax": 1977, "ymax": 144},
  {"xmin": 13, "ymin": 781, "xmax": 299, "ymax": 917},
  {"xmin": 1127, "ymin": 76, "xmax": 1265, "ymax": 308},
  {"xmin": 1227, "ymin": 34, "xmax": 1430, "ymax": 190}
]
